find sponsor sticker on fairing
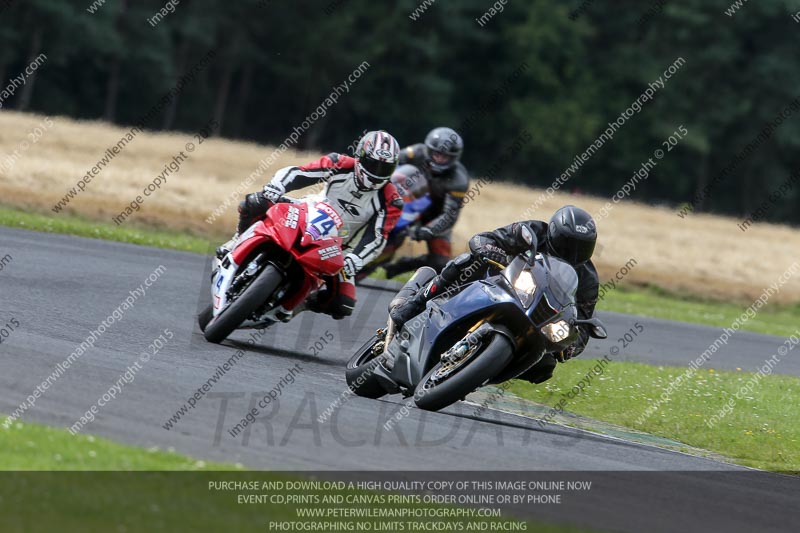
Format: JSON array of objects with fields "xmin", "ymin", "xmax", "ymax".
[
  {"xmin": 285, "ymin": 206, "xmax": 300, "ymax": 229},
  {"xmin": 318, "ymin": 245, "xmax": 341, "ymax": 260}
]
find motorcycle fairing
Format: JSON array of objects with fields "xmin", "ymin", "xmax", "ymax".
[{"xmin": 212, "ymin": 201, "xmax": 344, "ymax": 316}]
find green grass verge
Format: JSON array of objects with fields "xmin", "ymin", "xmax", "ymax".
[
  {"xmin": 506, "ymin": 360, "xmax": 800, "ymax": 473},
  {"xmin": 0, "ymin": 417, "xmax": 236, "ymax": 470},
  {"xmin": 3, "ymin": 204, "xmax": 798, "ymax": 336},
  {"xmin": 0, "ymin": 204, "xmax": 215, "ymax": 254},
  {"xmin": 601, "ymin": 284, "xmax": 800, "ymax": 338},
  {"xmin": 1, "ymin": 417, "xmax": 581, "ymax": 532}
]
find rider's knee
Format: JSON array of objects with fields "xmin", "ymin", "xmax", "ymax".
[
  {"xmin": 237, "ymin": 193, "xmax": 271, "ymax": 233},
  {"xmin": 440, "ymin": 252, "xmax": 472, "ymax": 284},
  {"xmin": 239, "ymin": 192, "xmax": 270, "ymax": 219}
]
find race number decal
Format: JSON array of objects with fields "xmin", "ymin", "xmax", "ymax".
[
  {"xmin": 315, "ymin": 202, "xmax": 343, "ymax": 228},
  {"xmin": 307, "ymin": 203, "xmax": 342, "ymax": 240}
]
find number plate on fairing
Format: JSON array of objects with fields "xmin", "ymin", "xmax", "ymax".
[{"xmin": 305, "ymin": 202, "xmax": 343, "ymax": 240}]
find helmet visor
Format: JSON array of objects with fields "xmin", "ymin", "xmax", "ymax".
[
  {"xmin": 430, "ymin": 151, "xmax": 455, "ymax": 166},
  {"xmin": 551, "ymin": 236, "xmax": 595, "ymax": 266},
  {"xmin": 359, "ymin": 157, "xmax": 397, "ymax": 180}
]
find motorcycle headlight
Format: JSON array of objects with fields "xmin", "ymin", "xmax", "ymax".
[
  {"xmin": 541, "ymin": 320, "xmax": 572, "ymax": 343},
  {"xmin": 513, "ymin": 270, "xmax": 537, "ymax": 307}
]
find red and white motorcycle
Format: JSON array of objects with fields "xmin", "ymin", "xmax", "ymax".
[{"xmin": 199, "ymin": 196, "xmax": 345, "ymax": 343}]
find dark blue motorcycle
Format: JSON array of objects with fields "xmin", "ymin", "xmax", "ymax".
[{"xmin": 346, "ymin": 252, "xmax": 607, "ymax": 411}]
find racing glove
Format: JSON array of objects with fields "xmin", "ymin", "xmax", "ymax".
[
  {"xmin": 555, "ymin": 345, "xmax": 577, "ymax": 363},
  {"xmin": 342, "ymin": 254, "xmax": 363, "ymax": 280},
  {"xmin": 477, "ymin": 243, "xmax": 511, "ymax": 266},
  {"xmin": 409, "ymin": 225, "xmax": 435, "ymax": 241},
  {"xmin": 262, "ymin": 182, "xmax": 286, "ymax": 203}
]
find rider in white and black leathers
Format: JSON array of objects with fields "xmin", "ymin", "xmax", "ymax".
[
  {"xmin": 390, "ymin": 205, "xmax": 600, "ymax": 383},
  {"xmin": 219, "ymin": 131, "xmax": 403, "ymax": 319}
]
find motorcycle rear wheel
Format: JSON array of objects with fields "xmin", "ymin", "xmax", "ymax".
[
  {"xmin": 414, "ymin": 333, "xmax": 514, "ymax": 412},
  {"xmin": 203, "ymin": 265, "xmax": 283, "ymax": 344},
  {"xmin": 345, "ymin": 334, "xmax": 389, "ymax": 399}
]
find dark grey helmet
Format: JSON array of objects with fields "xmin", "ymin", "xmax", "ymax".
[
  {"xmin": 424, "ymin": 127, "xmax": 463, "ymax": 174},
  {"xmin": 546, "ymin": 206, "xmax": 597, "ymax": 266}
]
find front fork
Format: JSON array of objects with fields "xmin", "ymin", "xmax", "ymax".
[{"xmin": 440, "ymin": 321, "xmax": 493, "ymax": 364}]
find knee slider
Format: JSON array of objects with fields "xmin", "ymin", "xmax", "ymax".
[
  {"xmin": 440, "ymin": 252, "xmax": 472, "ymax": 284},
  {"xmin": 241, "ymin": 192, "xmax": 269, "ymax": 218}
]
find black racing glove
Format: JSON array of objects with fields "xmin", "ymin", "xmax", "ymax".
[
  {"xmin": 555, "ymin": 345, "xmax": 577, "ymax": 363},
  {"xmin": 410, "ymin": 225, "xmax": 435, "ymax": 241},
  {"xmin": 478, "ymin": 244, "xmax": 511, "ymax": 266}
]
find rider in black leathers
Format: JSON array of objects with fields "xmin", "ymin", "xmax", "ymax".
[
  {"xmin": 383, "ymin": 127, "xmax": 469, "ymax": 277},
  {"xmin": 390, "ymin": 205, "xmax": 600, "ymax": 384}
]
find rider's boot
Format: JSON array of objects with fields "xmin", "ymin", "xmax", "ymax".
[
  {"xmin": 273, "ymin": 305, "xmax": 294, "ymax": 323},
  {"xmin": 388, "ymin": 288, "xmax": 429, "ymax": 329},
  {"xmin": 388, "ymin": 266, "xmax": 438, "ymax": 328}
]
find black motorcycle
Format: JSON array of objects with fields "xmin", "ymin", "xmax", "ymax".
[{"xmin": 346, "ymin": 252, "xmax": 607, "ymax": 411}]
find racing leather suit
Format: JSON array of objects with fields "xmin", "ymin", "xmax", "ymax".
[{"xmin": 238, "ymin": 153, "xmax": 403, "ymax": 318}]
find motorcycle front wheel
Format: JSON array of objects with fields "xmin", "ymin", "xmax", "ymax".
[
  {"xmin": 413, "ymin": 333, "xmax": 514, "ymax": 412},
  {"xmin": 198, "ymin": 304, "xmax": 213, "ymax": 332},
  {"xmin": 203, "ymin": 265, "xmax": 283, "ymax": 344}
]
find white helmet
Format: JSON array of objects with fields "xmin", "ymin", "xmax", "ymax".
[{"xmin": 354, "ymin": 130, "xmax": 400, "ymax": 191}]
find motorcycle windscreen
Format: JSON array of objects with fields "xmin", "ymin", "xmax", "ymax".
[{"xmin": 541, "ymin": 256, "xmax": 578, "ymax": 308}]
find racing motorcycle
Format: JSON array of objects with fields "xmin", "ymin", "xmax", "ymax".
[
  {"xmin": 199, "ymin": 196, "xmax": 345, "ymax": 343},
  {"xmin": 346, "ymin": 252, "xmax": 607, "ymax": 411}
]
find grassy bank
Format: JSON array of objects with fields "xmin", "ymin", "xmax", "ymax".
[
  {"xmin": 1, "ymin": 416, "xmax": 575, "ymax": 532},
  {"xmin": 601, "ymin": 284, "xmax": 800, "ymax": 338},
  {"xmin": 0, "ymin": 204, "xmax": 214, "ymax": 254},
  {"xmin": 507, "ymin": 360, "xmax": 800, "ymax": 473}
]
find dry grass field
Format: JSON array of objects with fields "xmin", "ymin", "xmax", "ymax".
[{"xmin": 2, "ymin": 111, "xmax": 799, "ymax": 303}]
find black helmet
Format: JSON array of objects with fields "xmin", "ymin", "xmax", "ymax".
[
  {"xmin": 546, "ymin": 206, "xmax": 597, "ymax": 266},
  {"xmin": 424, "ymin": 127, "xmax": 463, "ymax": 174}
]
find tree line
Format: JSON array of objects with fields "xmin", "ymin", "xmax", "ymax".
[{"xmin": 1, "ymin": 0, "xmax": 798, "ymax": 224}]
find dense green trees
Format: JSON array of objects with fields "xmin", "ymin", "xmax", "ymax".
[{"xmin": 1, "ymin": 0, "xmax": 797, "ymax": 224}]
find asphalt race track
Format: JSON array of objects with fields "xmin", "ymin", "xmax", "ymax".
[{"xmin": 1, "ymin": 227, "xmax": 798, "ymax": 532}]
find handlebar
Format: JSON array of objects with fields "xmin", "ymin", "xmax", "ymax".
[{"xmin": 275, "ymin": 196, "xmax": 301, "ymax": 205}]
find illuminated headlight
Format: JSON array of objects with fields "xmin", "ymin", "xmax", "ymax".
[
  {"xmin": 513, "ymin": 270, "xmax": 537, "ymax": 307},
  {"xmin": 541, "ymin": 320, "xmax": 572, "ymax": 343}
]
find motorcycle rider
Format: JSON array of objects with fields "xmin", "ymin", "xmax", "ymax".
[
  {"xmin": 390, "ymin": 205, "xmax": 600, "ymax": 383},
  {"xmin": 356, "ymin": 164, "xmax": 431, "ymax": 281},
  {"xmin": 217, "ymin": 130, "xmax": 403, "ymax": 319},
  {"xmin": 383, "ymin": 127, "xmax": 469, "ymax": 278}
]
